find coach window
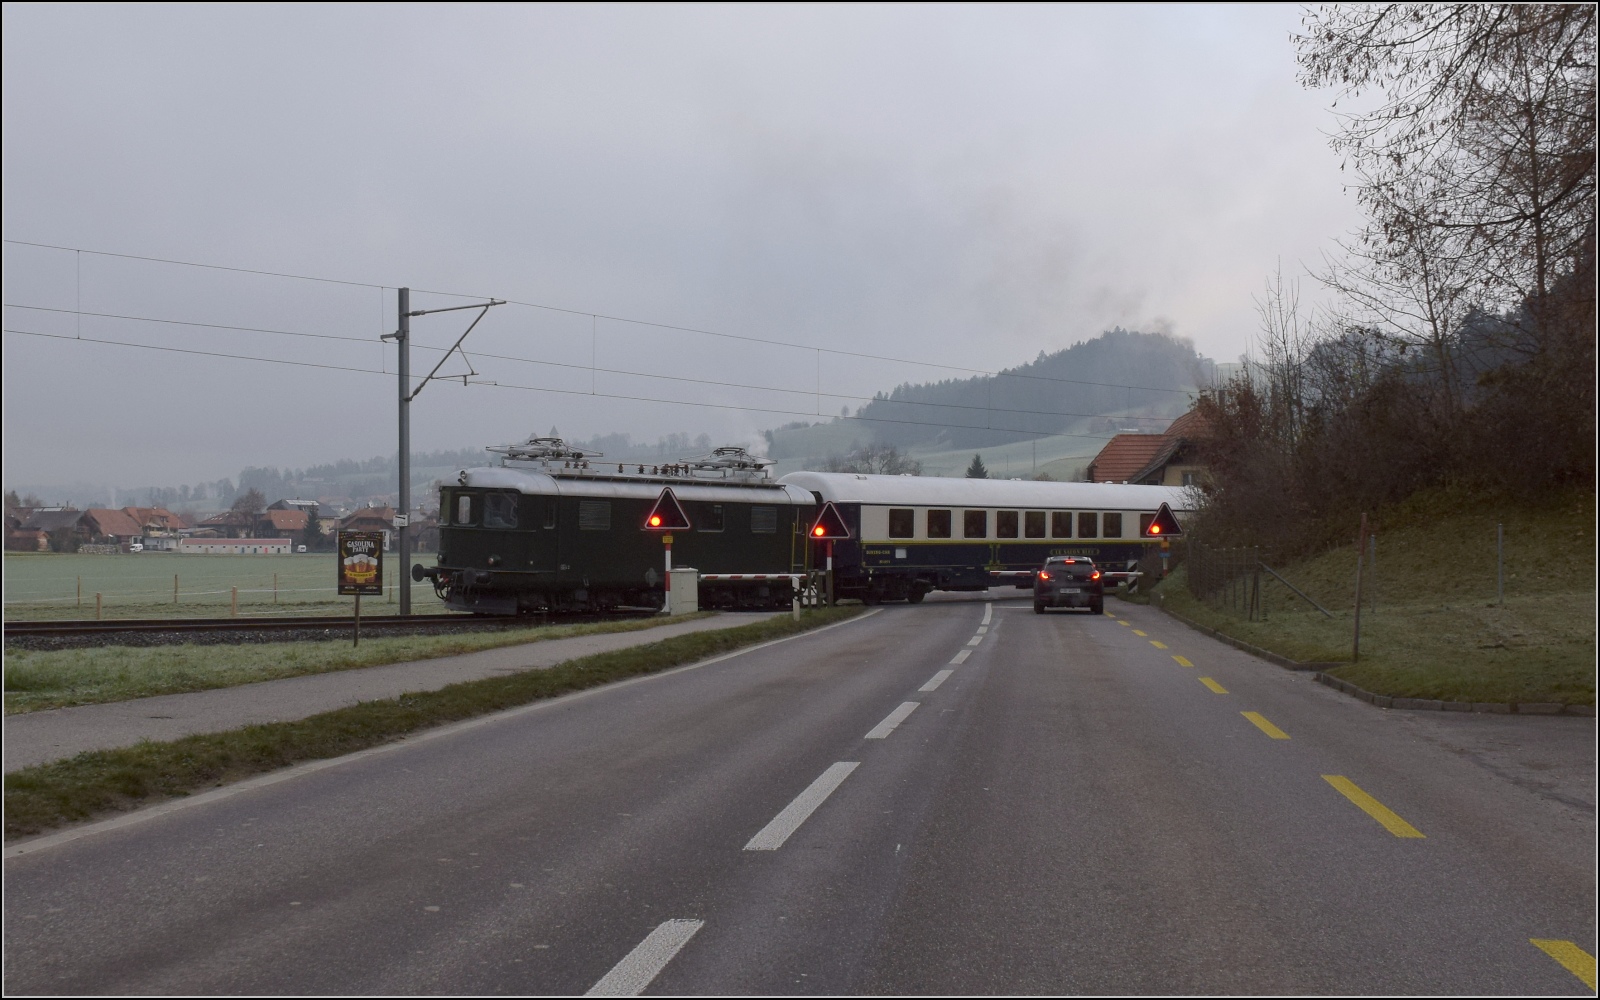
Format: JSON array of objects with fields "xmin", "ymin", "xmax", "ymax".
[
  {"xmin": 996, "ymin": 510, "xmax": 1018, "ymax": 538},
  {"xmin": 1139, "ymin": 512, "xmax": 1155, "ymax": 536},
  {"xmin": 1025, "ymin": 511, "xmax": 1046, "ymax": 538},
  {"xmin": 1103, "ymin": 512, "xmax": 1123, "ymax": 538},
  {"xmin": 964, "ymin": 510, "xmax": 987, "ymax": 538},
  {"xmin": 1078, "ymin": 511, "xmax": 1098, "ymax": 538},
  {"xmin": 484, "ymin": 493, "xmax": 518, "ymax": 529},
  {"xmin": 889, "ymin": 508, "xmax": 915, "ymax": 538},
  {"xmin": 1051, "ymin": 511, "xmax": 1072, "ymax": 538},
  {"xmin": 702, "ymin": 504, "xmax": 725, "ymax": 532},
  {"xmin": 456, "ymin": 495, "xmax": 473, "ymax": 526},
  {"xmin": 927, "ymin": 509, "xmax": 952, "ymax": 538}
]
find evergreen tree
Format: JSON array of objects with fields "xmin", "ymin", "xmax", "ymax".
[{"xmin": 965, "ymin": 454, "xmax": 989, "ymax": 479}]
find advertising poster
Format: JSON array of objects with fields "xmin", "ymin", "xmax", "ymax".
[{"xmin": 337, "ymin": 530, "xmax": 385, "ymax": 596}]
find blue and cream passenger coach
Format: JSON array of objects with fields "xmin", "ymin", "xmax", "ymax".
[{"xmin": 778, "ymin": 471, "xmax": 1189, "ymax": 603}]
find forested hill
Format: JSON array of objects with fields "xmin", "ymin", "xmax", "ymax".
[{"xmin": 771, "ymin": 329, "xmax": 1207, "ymax": 459}]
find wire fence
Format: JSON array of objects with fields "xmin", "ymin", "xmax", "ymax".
[{"xmin": 1184, "ymin": 540, "xmax": 1264, "ymax": 620}]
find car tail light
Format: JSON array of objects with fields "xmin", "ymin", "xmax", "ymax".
[
  {"xmin": 1037, "ymin": 570, "xmax": 1050, "ymax": 580},
  {"xmin": 1091, "ymin": 570, "xmax": 1101, "ymax": 580}
]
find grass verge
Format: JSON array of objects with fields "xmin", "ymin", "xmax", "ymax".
[
  {"xmin": 3, "ymin": 606, "xmax": 862, "ymax": 839},
  {"xmin": 4, "ymin": 613, "xmax": 710, "ymax": 714},
  {"xmin": 1150, "ymin": 487, "xmax": 1595, "ymax": 707}
]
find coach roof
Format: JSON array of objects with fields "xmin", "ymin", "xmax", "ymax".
[{"xmin": 778, "ymin": 471, "xmax": 1190, "ymax": 511}]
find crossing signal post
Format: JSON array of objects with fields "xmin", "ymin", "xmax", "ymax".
[
  {"xmin": 809, "ymin": 502, "xmax": 851, "ymax": 606},
  {"xmin": 643, "ymin": 488, "xmax": 692, "ymax": 613},
  {"xmin": 1143, "ymin": 502, "xmax": 1183, "ymax": 578}
]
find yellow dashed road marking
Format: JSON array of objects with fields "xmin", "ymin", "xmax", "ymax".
[
  {"xmin": 1172, "ymin": 655, "xmax": 1193, "ymax": 667},
  {"xmin": 1322, "ymin": 775, "xmax": 1425, "ymax": 838},
  {"xmin": 1199, "ymin": 677, "xmax": 1228, "ymax": 694},
  {"xmin": 1242, "ymin": 711, "xmax": 1290, "ymax": 739},
  {"xmin": 1132, "ymin": 629, "xmax": 1148, "ymax": 636},
  {"xmin": 1149, "ymin": 640, "xmax": 1167, "ymax": 649},
  {"xmin": 1116, "ymin": 620, "xmax": 1131, "ymax": 626},
  {"xmin": 1530, "ymin": 939, "xmax": 1597, "ymax": 990}
]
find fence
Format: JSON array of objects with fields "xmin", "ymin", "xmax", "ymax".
[{"xmin": 1185, "ymin": 540, "xmax": 1263, "ymax": 620}]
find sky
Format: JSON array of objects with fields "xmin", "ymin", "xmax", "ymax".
[{"xmin": 2, "ymin": 4, "xmax": 1364, "ymax": 491}]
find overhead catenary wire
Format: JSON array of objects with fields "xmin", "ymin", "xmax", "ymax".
[
  {"xmin": 3, "ymin": 302, "xmax": 1176, "ymax": 427},
  {"xmin": 5, "ymin": 237, "xmax": 1192, "ymax": 396},
  {"xmin": 4, "ymin": 326, "xmax": 1152, "ymax": 441}
]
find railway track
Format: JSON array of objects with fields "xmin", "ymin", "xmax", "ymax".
[{"xmin": 2, "ymin": 611, "xmax": 656, "ymax": 648}]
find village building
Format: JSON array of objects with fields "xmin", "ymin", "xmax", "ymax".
[{"xmin": 1085, "ymin": 409, "xmax": 1211, "ymax": 488}]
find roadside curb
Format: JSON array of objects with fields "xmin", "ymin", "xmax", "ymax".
[{"xmin": 1150, "ymin": 596, "xmax": 1595, "ymax": 718}]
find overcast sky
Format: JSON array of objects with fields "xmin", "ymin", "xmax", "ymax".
[{"xmin": 2, "ymin": 4, "xmax": 1362, "ymax": 490}]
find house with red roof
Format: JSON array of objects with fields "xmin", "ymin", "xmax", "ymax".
[{"xmin": 1085, "ymin": 409, "xmax": 1212, "ymax": 487}]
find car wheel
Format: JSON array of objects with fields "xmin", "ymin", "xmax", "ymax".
[
  {"xmin": 1090, "ymin": 601, "xmax": 1104, "ymax": 615},
  {"xmin": 1033, "ymin": 600, "xmax": 1046, "ymax": 614}
]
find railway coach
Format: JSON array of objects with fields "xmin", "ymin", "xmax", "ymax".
[
  {"xmin": 778, "ymin": 471, "xmax": 1189, "ymax": 604},
  {"xmin": 417, "ymin": 438, "xmax": 815, "ymax": 613}
]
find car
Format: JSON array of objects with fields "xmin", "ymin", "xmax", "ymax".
[{"xmin": 1033, "ymin": 556, "xmax": 1103, "ymax": 614}]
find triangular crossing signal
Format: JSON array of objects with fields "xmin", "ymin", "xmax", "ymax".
[
  {"xmin": 809, "ymin": 501, "xmax": 851, "ymax": 540},
  {"xmin": 643, "ymin": 488, "xmax": 692, "ymax": 530},
  {"xmin": 1144, "ymin": 502, "xmax": 1183, "ymax": 537}
]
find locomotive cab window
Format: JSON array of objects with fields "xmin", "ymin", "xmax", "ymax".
[
  {"xmin": 1103, "ymin": 512, "xmax": 1123, "ymax": 538},
  {"xmin": 484, "ymin": 493, "xmax": 518, "ymax": 529},
  {"xmin": 1025, "ymin": 511, "xmax": 1046, "ymax": 538},
  {"xmin": 964, "ymin": 510, "xmax": 987, "ymax": 539},
  {"xmin": 1078, "ymin": 512, "xmax": 1098, "ymax": 538},
  {"xmin": 888, "ymin": 508, "xmax": 914, "ymax": 538},
  {"xmin": 456, "ymin": 495, "xmax": 473, "ymax": 525},
  {"xmin": 1051, "ymin": 511, "xmax": 1072, "ymax": 538},
  {"xmin": 927, "ymin": 509, "xmax": 952, "ymax": 538},
  {"xmin": 544, "ymin": 500, "xmax": 557, "ymax": 529},
  {"xmin": 701, "ymin": 505, "xmax": 725, "ymax": 532},
  {"xmin": 996, "ymin": 510, "xmax": 1018, "ymax": 538}
]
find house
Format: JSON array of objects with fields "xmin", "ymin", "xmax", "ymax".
[
  {"xmin": 195, "ymin": 510, "xmax": 257, "ymax": 539},
  {"xmin": 339, "ymin": 506, "xmax": 396, "ymax": 550},
  {"xmin": 1085, "ymin": 409, "xmax": 1212, "ymax": 487},
  {"xmin": 81, "ymin": 509, "xmax": 146, "ymax": 550},
  {"xmin": 179, "ymin": 538, "xmax": 293, "ymax": 555},
  {"xmin": 259, "ymin": 508, "xmax": 311, "ymax": 546}
]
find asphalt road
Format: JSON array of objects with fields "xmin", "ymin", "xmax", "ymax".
[{"xmin": 5, "ymin": 595, "xmax": 1595, "ymax": 995}]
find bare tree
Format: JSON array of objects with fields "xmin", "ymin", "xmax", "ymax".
[{"xmin": 822, "ymin": 443, "xmax": 923, "ymax": 476}]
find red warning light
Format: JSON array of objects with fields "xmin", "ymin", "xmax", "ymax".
[
  {"xmin": 642, "ymin": 488, "xmax": 691, "ymax": 531},
  {"xmin": 1143, "ymin": 502, "xmax": 1183, "ymax": 538},
  {"xmin": 809, "ymin": 502, "xmax": 851, "ymax": 540}
]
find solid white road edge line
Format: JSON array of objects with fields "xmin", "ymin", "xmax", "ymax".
[
  {"xmin": 4, "ymin": 609, "xmax": 886, "ymax": 860},
  {"xmin": 584, "ymin": 918, "xmax": 705, "ymax": 997},
  {"xmin": 865, "ymin": 701, "xmax": 920, "ymax": 740},
  {"xmin": 919, "ymin": 669, "xmax": 954, "ymax": 692},
  {"xmin": 950, "ymin": 649, "xmax": 971, "ymax": 664},
  {"xmin": 743, "ymin": 762, "xmax": 860, "ymax": 851}
]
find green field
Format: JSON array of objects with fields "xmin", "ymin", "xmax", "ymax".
[
  {"xmin": 1148, "ymin": 488, "xmax": 1596, "ymax": 706},
  {"xmin": 2, "ymin": 552, "xmax": 447, "ymax": 620}
]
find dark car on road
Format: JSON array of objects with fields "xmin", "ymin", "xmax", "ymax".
[{"xmin": 1033, "ymin": 556, "xmax": 1104, "ymax": 614}]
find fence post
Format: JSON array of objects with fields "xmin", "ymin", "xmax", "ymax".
[
  {"xmin": 1497, "ymin": 523, "xmax": 1504, "ymax": 605},
  {"xmin": 174, "ymin": 573, "xmax": 179, "ymax": 604},
  {"xmin": 231, "ymin": 586, "xmax": 238, "ymax": 617},
  {"xmin": 1353, "ymin": 513, "xmax": 1368, "ymax": 662},
  {"xmin": 1369, "ymin": 534, "xmax": 1377, "ymax": 615},
  {"xmin": 274, "ymin": 573, "xmax": 278, "ymax": 604},
  {"xmin": 95, "ymin": 592, "xmax": 102, "ymax": 620},
  {"xmin": 77, "ymin": 576, "xmax": 82, "ymax": 608}
]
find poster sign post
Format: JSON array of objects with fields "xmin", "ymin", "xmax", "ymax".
[{"xmin": 338, "ymin": 530, "xmax": 385, "ymax": 646}]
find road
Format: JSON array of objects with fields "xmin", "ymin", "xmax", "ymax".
[{"xmin": 5, "ymin": 595, "xmax": 1595, "ymax": 994}]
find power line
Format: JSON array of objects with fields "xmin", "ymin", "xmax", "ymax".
[
  {"xmin": 4, "ymin": 302, "xmax": 1177, "ymax": 427},
  {"xmin": 2, "ymin": 238, "xmax": 384, "ymax": 290},
  {"xmin": 4, "ymin": 327, "xmax": 1134, "ymax": 441},
  {"xmin": 5, "ymin": 237, "xmax": 1193, "ymax": 396}
]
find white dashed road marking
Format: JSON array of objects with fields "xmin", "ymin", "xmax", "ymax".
[
  {"xmin": 950, "ymin": 649, "xmax": 972, "ymax": 665},
  {"xmin": 966, "ymin": 636, "xmax": 982, "ymax": 647},
  {"xmin": 919, "ymin": 669, "xmax": 954, "ymax": 692},
  {"xmin": 585, "ymin": 918, "xmax": 705, "ymax": 996},
  {"xmin": 865, "ymin": 702, "xmax": 920, "ymax": 740},
  {"xmin": 743, "ymin": 762, "xmax": 860, "ymax": 851}
]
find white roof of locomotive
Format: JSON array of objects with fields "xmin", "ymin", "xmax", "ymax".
[
  {"xmin": 462, "ymin": 466, "xmax": 815, "ymax": 505},
  {"xmin": 778, "ymin": 471, "xmax": 1190, "ymax": 511}
]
